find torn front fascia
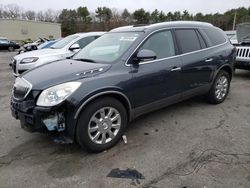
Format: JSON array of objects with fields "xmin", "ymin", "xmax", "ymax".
[{"xmin": 42, "ymin": 111, "xmax": 66, "ymax": 132}]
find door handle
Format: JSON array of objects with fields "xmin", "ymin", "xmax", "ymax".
[
  {"xmin": 205, "ymin": 58, "xmax": 213, "ymax": 62},
  {"xmin": 171, "ymin": 67, "xmax": 181, "ymax": 72}
]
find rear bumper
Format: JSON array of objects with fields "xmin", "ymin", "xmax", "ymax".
[{"xmin": 235, "ymin": 61, "xmax": 250, "ymax": 70}]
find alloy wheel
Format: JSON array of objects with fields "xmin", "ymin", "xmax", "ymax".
[
  {"xmin": 215, "ymin": 75, "xmax": 229, "ymax": 100},
  {"xmin": 88, "ymin": 107, "xmax": 121, "ymax": 145}
]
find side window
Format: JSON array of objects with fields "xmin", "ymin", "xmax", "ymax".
[
  {"xmin": 203, "ymin": 28, "xmax": 226, "ymax": 46},
  {"xmin": 139, "ymin": 30, "xmax": 176, "ymax": 60},
  {"xmin": 196, "ymin": 30, "xmax": 207, "ymax": 49},
  {"xmin": 175, "ymin": 29, "xmax": 202, "ymax": 53},
  {"xmin": 76, "ymin": 36, "xmax": 96, "ymax": 49},
  {"xmin": 0, "ymin": 39, "xmax": 9, "ymax": 44}
]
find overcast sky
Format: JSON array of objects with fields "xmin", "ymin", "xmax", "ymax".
[{"xmin": 1, "ymin": 0, "xmax": 250, "ymax": 14}]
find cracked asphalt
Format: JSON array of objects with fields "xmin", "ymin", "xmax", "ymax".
[{"xmin": 0, "ymin": 51, "xmax": 250, "ymax": 188}]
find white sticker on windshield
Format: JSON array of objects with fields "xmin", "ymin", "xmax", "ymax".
[{"xmin": 119, "ymin": 36, "xmax": 137, "ymax": 41}]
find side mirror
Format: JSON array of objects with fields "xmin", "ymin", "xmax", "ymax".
[
  {"xmin": 69, "ymin": 43, "xmax": 80, "ymax": 51},
  {"xmin": 134, "ymin": 49, "xmax": 157, "ymax": 63}
]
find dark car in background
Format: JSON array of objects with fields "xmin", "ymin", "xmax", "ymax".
[
  {"xmin": 0, "ymin": 37, "xmax": 20, "ymax": 51},
  {"xmin": 11, "ymin": 21, "xmax": 236, "ymax": 152}
]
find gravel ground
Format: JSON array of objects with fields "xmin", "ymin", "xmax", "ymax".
[{"xmin": 0, "ymin": 51, "xmax": 250, "ymax": 188}]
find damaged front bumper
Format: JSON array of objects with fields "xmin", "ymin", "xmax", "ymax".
[{"xmin": 11, "ymin": 98, "xmax": 74, "ymax": 143}]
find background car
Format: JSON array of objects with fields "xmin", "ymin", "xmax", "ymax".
[
  {"xmin": 18, "ymin": 37, "xmax": 51, "ymax": 54},
  {"xmin": 37, "ymin": 39, "xmax": 61, "ymax": 49},
  {"xmin": 0, "ymin": 37, "xmax": 20, "ymax": 51},
  {"xmin": 234, "ymin": 23, "xmax": 250, "ymax": 70},
  {"xmin": 12, "ymin": 32, "xmax": 105, "ymax": 76},
  {"xmin": 9, "ymin": 39, "xmax": 61, "ymax": 67},
  {"xmin": 225, "ymin": 30, "xmax": 238, "ymax": 45}
]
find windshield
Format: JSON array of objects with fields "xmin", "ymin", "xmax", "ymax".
[
  {"xmin": 73, "ymin": 32, "xmax": 141, "ymax": 63},
  {"xmin": 50, "ymin": 35, "xmax": 78, "ymax": 49},
  {"xmin": 226, "ymin": 34, "xmax": 236, "ymax": 39},
  {"xmin": 38, "ymin": 41, "xmax": 50, "ymax": 49},
  {"xmin": 0, "ymin": 39, "xmax": 9, "ymax": 44}
]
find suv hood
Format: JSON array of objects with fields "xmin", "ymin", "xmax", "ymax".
[
  {"xmin": 14, "ymin": 48, "xmax": 65, "ymax": 61},
  {"xmin": 22, "ymin": 59, "xmax": 111, "ymax": 90}
]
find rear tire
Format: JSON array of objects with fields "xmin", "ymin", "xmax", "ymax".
[
  {"xmin": 206, "ymin": 70, "xmax": 230, "ymax": 104},
  {"xmin": 76, "ymin": 97, "xmax": 128, "ymax": 152}
]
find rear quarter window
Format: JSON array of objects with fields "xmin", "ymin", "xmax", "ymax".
[{"xmin": 203, "ymin": 28, "xmax": 226, "ymax": 46}]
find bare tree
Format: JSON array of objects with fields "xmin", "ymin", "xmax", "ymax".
[
  {"xmin": 0, "ymin": 5, "xmax": 3, "ymax": 18},
  {"xmin": 4, "ymin": 4, "xmax": 21, "ymax": 18},
  {"xmin": 36, "ymin": 11, "xmax": 45, "ymax": 21},
  {"xmin": 111, "ymin": 8, "xmax": 122, "ymax": 22},
  {"xmin": 25, "ymin": 10, "xmax": 36, "ymax": 20},
  {"xmin": 44, "ymin": 9, "xmax": 55, "ymax": 22}
]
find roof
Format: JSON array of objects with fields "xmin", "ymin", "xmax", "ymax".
[
  {"xmin": 111, "ymin": 21, "xmax": 214, "ymax": 32},
  {"xmin": 74, "ymin": 32, "xmax": 106, "ymax": 37}
]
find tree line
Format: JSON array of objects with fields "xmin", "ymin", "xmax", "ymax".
[
  {"xmin": 0, "ymin": 4, "xmax": 60, "ymax": 22},
  {"xmin": 1, "ymin": 4, "xmax": 250, "ymax": 36}
]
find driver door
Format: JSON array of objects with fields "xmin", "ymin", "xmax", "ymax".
[{"xmin": 129, "ymin": 30, "xmax": 183, "ymax": 113}]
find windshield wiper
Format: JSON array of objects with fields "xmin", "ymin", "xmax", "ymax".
[{"xmin": 74, "ymin": 58, "xmax": 96, "ymax": 63}]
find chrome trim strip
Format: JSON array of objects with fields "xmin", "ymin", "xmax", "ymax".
[
  {"xmin": 125, "ymin": 27, "xmax": 228, "ymax": 66},
  {"xmin": 171, "ymin": 67, "xmax": 181, "ymax": 71},
  {"xmin": 74, "ymin": 90, "xmax": 132, "ymax": 119}
]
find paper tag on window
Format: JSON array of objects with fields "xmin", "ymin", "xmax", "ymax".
[{"xmin": 120, "ymin": 36, "xmax": 137, "ymax": 41}]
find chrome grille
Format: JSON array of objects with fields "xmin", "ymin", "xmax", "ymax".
[
  {"xmin": 13, "ymin": 78, "xmax": 32, "ymax": 100},
  {"xmin": 236, "ymin": 47, "xmax": 250, "ymax": 61}
]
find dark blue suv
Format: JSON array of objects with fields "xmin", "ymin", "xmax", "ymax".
[{"xmin": 11, "ymin": 21, "xmax": 236, "ymax": 152}]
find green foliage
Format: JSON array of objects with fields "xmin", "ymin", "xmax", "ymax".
[
  {"xmin": 77, "ymin": 6, "xmax": 91, "ymax": 23},
  {"xmin": 95, "ymin": 7, "xmax": 112, "ymax": 22},
  {"xmin": 122, "ymin": 9, "xmax": 130, "ymax": 20},
  {"xmin": 59, "ymin": 9, "xmax": 78, "ymax": 36},
  {"xmin": 133, "ymin": 8, "xmax": 150, "ymax": 24},
  {"xmin": 151, "ymin": 9, "xmax": 160, "ymax": 23},
  {"xmin": 58, "ymin": 6, "xmax": 250, "ymax": 36}
]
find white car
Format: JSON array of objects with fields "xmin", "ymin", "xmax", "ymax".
[
  {"xmin": 12, "ymin": 32, "xmax": 105, "ymax": 76},
  {"xmin": 224, "ymin": 30, "xmax": 238, "ymax": 45}
]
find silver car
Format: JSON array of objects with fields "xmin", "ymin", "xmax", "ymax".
[{"xmin": 12, "ymin": 32, "xmax": 105, "ymax": 76}]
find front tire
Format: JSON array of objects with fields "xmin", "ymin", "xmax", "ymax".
[
  {"xmin": 76, "ymin": 97, "xmax": 128, "ymax": 152},
  {"xmin": 206, "ymin": 70, "xmax": 230, "ymax": 104}
]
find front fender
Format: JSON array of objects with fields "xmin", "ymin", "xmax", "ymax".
[
  {"xmin": 66, "ymin": 87, "xmax": 132, "ymax": 141},
  {"xmin": 73, "ymin": 87, "xmax": 132, "ymax": 120}
]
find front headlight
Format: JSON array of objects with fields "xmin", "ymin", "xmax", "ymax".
[
  {"xmin": 36, "ymin": 82, "xmax": 81, "ymax": 107},
  {"xmin": 21, "ymin": 57, "xmax": 38, "ymax": 64}
]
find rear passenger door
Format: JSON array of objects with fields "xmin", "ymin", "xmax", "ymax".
[{"xmin": 175, "ymin": 29, "xmax": 214, "ymax": 96}]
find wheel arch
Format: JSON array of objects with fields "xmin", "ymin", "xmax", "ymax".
[
  {"xmin": 217, "ymin": 64, "xmax": 233, "ymax": 81},
  {"xmin": 74, "ymin": 90, "xmax": 132, "ymax": 122}
]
